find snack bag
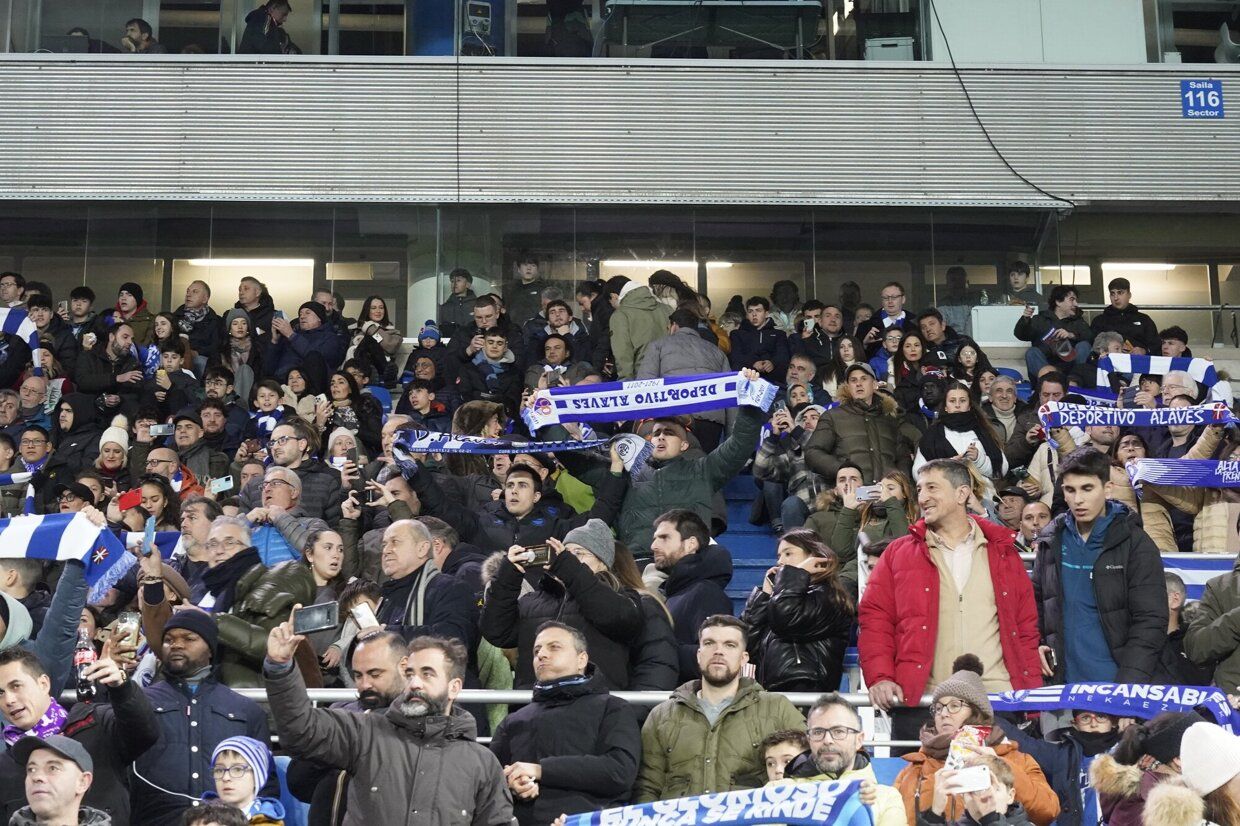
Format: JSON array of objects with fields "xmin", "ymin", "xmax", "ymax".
[{"xmin": 945, "ymin": 725, "xmax": 992, "ymax": 770}]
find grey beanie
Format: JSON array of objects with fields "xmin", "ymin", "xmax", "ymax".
[
  {"xmin": 224, "ymin": 307, "xmax": 251, "ymax": 331},
  {"xmin": 562, "ymin": 518, "xmax": 616, "ymax": 570},
  {"xmin": 932, "ymin": 654, "xmax": 993, "ymax": 720}
]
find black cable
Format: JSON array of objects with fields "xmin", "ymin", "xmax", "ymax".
[{"xmin": 926, "ymin": 0, "xmax": 1076, "ymax": 209}]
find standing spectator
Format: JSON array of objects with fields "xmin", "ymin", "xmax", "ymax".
[
  {"xmin": 131, "ymin": 611, "xmax": 274, "ymax": 826},
  {"xmin": 1159, "ymin": 572, "xmax": 1213, "ymax": 685},
  {"xmin": 490, "ymin": 622, "xmax": 640, "ymax": 826},
  {"xmin": 59, "ymin": 286, "xmax": 97, "ymax": 341},
  {"xmin": 438, "ymin": 268, "xmax": 477, "ymax": 340},
  {"xmin": 9, "ymin": 736, "xmax": 110, "ymax": 826},
  {"xmin": 446, "ymin": 295, "xmax": 521, "ymax": 370},
  {"xmin": 633, "ymin": 616, "xmax": 805, "ymax": 802},
  {"xmin": 1183, "ymin": 545, "xmax": 1240, "ymax": 696},
  {"xmin": 768, "ymin": 280, "xmax": 801, "ymax": 335},
  {"xmin": 264, "ymin": 627, "xmax": 515, "ymax": 824},
  {"xmin": 25, "ymin": 295, "xmax": 78, "ymax": 378},
  {"xmin": 237, "ymin": 419, "xmax": 346, "ymax": 525},
  {"xmin": 806, "ymin": 363, "xmax": 915, "ymax": 484},
  {"xmin": 175, "ymin": 280, "xmax": 223, "ymax": 377},
  {"xmin": 740, "ymin": 529, "xmax": 855, "ymax": 691},
  {"xmin": 637, "ymin": 308, "xmax": 732, "ymax": 452},
  {"xmin": 1015, "ymin": 286, "xmax": 1094, "ymax": 377},
  {"xmin": 347, "ymin": 296, "xmax": 403, "ymax": 383},
  {"xmin": 1001, "ymin": 260, "xmax": 1043, "ymax": 305},
  {"xmin": 505, "ymin": 253, "xmax": 551, "ymax": 327},
  {"xmin": 0, "ymin": 273, "xmax": 23, "ymax": 308},
  {"xmin": 247, "ymin": 465, "xmax": 329, "ymax": 567},
  {"xmin": 122, "ymin": 17, "xmax": 167, "ymax": 52},
  {"xmin": 1032, "ymin": 448, "xmax": 1167, "ymax": 685},
  {"xmin": 481, "ymin": 523, "xmax": 643, "ymax": 690},
  {"xmin": 457, "ymin": 328, "xmax": 523, "ymax": 418},
  {"xmin": 606, "ymin": 277, "xmax": 670, "ymax": 381},
  {"xmin": 522, "ymin": 296, "xmax": 591, "ymax": 369},
  {"xmin": 648, "ymin": 510, "xmax": 734, "ymax": 681},
  {"xmin": 858, "ymin": 282, "xmax": 912, "ymax": 358},
  {"xmin": 0, "ymin": 646, "xmax": 159, "ymax": 823},
  {"xmin": 1160, "ymin": 325, "xmax": 1191, "ymax": 358},
  {"xmin": 784, "ymin": 693, "xmax": 906, "ymax": 826},
  {"xmin": 107, "ymin": 283, "xmax": 154, "ymax": 344},
  {"xmin": 1090, "ymin": 278, "xmax": 1162, "ymax": 355},
  {"xmin": 240, "ymin": 0, "xmax": 298, "ymax": 54},
  {"xmin": 859, "ymin": 459, "xmax": 1042, "ymax": 746},
  {"xmin": 73, "ymin": 323, "xmax": 144, "ymax": 418},
  {"xmin": 913, "ymin": 382, "xmax": 1008, "ymax": 497},
  {"xmin": 793, "ymin": 302, "xmax": 847, "ymax": 372},
  {"xmin": 234, "ymin": 277, "xmax": 276, "ymax": 356},
  {"xmin": 893, "ymin": 655, "xmax": 1060, "ymax": 826},
  {"xmin": 172, "ymin": 413, "xmax": 229, "ymax": 491},
  {"xmin": 918, "ymin": 310, "xmax": 964, "ymax": 368},
  {"xmin": 729, "ymin": 297, "xmax": 790, "ymax": 384},
  {"xmin": 575, "ymin": 280, "xmax": 613, "ymax": 374}
]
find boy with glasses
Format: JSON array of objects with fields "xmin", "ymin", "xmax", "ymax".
[{"xmin": 858, "ymin": 282, "xmax": 911, "ymax": 358}]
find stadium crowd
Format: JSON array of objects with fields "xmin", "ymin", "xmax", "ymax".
[{"xmin": 0, "ymin": 262, "xmax": 1237, "ymax": 826}]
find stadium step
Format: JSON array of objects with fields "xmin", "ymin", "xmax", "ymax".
[
  {"xmin": 723, "ymin": 473, "xmax": 760, "ymax": 502},
  {"xmin": 725, "ymin": 501, "xmax": 772, "ymax": 533}
]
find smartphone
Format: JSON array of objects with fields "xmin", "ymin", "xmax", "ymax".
[
  {"xmin": 1026, "ymin": 303, "xmax": 1037, "ymax": 313},
  {"xmin": 524, "ymin": 544, "xmax": 552, "ymax": 567},
  {"xmin": 149, "ymin": 423, "xmax": 174, "ymax": 437},
  {"xmin": 292, "ymin": 602, "xmax": 340, "ymax": 635},
  {"xmin": 244, "ymin": 439, "xmax": 262, "ymax": 454},
  {"xmin": 803, "ymin": 318, "xmax": 814, "ymax": 332},
  {"xmin": 118, "ymin": 488, "xmax": 142, "ymax": 511},
  {"xmin": 209, "ymin": 475, "xmax": 233, "ymax": 495},
  {"xmin": 947, "ymin": 765, "xmax": 992, "ymax": 794},
  {"xmin": 855, "ymin": 485, "xmax": 881, "ymax": 503},
  {"xmin": 116, "ymin": 611, "xmax": 141, "ymax": 650},
  {"xmin": 345, "ymin": 447, "xmax": 359, "ymax": 465},
  {"xmin": 316, "ymin": 393, "xmax": 328, "ymax": 406},
  {"xmin": 350, "ymin": 602, "xmax": 380, "ymax": 630},
  {"xmin": 1046, "ymin": 647, "xmax": 1058, "ymax": 672},
  {"xmin": 58, "ymin": 300, "xmax": 68, "ymax": 314},
  {"xmin": 143, "ymin": 515, "xmax": 156, "ymax": 557},
  {"xmin": 274, "ymin": 310, "xmax": 285, "ymax": 320},
  {"xmin": 1120, "ymin": 386, "xmax": 1139, "ymax": 407}
]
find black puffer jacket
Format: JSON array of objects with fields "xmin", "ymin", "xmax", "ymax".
[
  {"xmin": 628, "ymin": 595, "xmax": 679, "ymax": 692},
  {"xmin": 740, "ymin": 565, "xmax": 854, "ymax": 691},
  {"xmin": 481, "ymin": 551, "xmax": 644, "ymax": 689},
  {"xmin": 489, "ymin": 669, "xmax": 640, "ymax": 826},
  {"xmin": 662, "ymin": 544, "xmax": 735, "ymax": 681},
  {"xmin": 1032, "ymin": 504, "xmax": 1169, "ymax": 683}
]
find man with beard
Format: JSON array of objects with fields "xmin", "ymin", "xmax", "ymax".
[
  {"xmin": 634, "ymin": 616, "xmax": 804, "ymax": 802},
  {"xmin": 131, "ymin": 611, "xmax": 274, "ymax": 826},
  {"xmin": 490, "ymin": 622, "xmax": 640, "ymax": 826},
  {"xmin": 264, "ymin": 624, "xmax": 514, "ymax": 824},
  {"xmin": 285, "ymin": 631, "xmax": 410, "ymax": 826},
  {"xmin": 202, "ymin": 367, "xmax": 250, "ymax": 451},
  {"xmin": 784, "ymin": 693, "xmax": 906, "ymax": 826}
]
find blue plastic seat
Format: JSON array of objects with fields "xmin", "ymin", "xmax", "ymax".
[{"xmin": 364, "ymin": 384, "xmax": 394, "ymax": 414}]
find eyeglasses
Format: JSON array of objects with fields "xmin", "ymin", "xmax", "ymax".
[
  {"xmin": 268, "ymin": 435, "xmax": 299, "ymax": 447},
  {"xmin": 807, "ymin": 726, "xmax": 861, "ymax": 742},
  {"xmin": 261, "ymin": 479, "xmax": 294, "ymax": 490},
  {"xmin": 932, "ymin": 699, "xmax": 970, "ymax": 717},
  {"xmin": 205, "ymin": 537, "xmax": 246, "ymax": 551},
  {"xmin": 57, "ymin": 494, "xmax": 82, "ymax": 503},
  {"xmin": 1074, "ymin": 712, "xmax": 1110, "ymax": 725},
  {"xmin": 145, "ymin": 458, "xmax": 174, "ymax": 467},
  {"xmin": 880, "ymin": 293, "xmax": 903, "ymax": 301},
  {"xmin": 19, "ymin": 439, "xmax": 47, "ymax": 447},
  {"xmin": 211, "ymin": 765, "xmax": 253, "ymax": 780}
]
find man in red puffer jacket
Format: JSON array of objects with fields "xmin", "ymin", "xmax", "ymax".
[{"xmin": 858, "ymin": 457, "xmax": 1042, "ymax": 750}]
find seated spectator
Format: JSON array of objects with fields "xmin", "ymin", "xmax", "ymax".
[
  {"xmin": 1185, "ymin": 525, "xmax": 1240, "ymax": 690},
  {"xmin": 762, "ymin": 730, "xmax": 810, "ymax": 783},
  {"xmin": 1090, "ymin": 277, "xmax": 1161, "ymax": 355},
  {"xmin": 919, "ymin": 754, "xmax": 1036, "ymax": 826},
  {"xmin": 950, "ymin": 341, "xmax": 992, "ymax": 388},
  {"xmin": 368, "ymin": 518, "xmax": 475, "ymax": 647},
  {"xmin": 1160, "ymin": 325, "xmax": 1191, "ymax": 358},
  {"xmin": 264, "ymin": 629, "xmax": 514, "ymax": 823},
  {"xmin": 1015, "ymin": 285, "xmax": 1093, "ymax": 378},
  {"xmin": 236, "ymin": 419, "xmax": 345, "ymax": 525},
  {"xmin": 347, "ymin": 296, "xmax": 404, "ymax": 383},
  {"xmin": 870, "ymin": 326, "xmax": 905, "ymax": 385},
  {"xmin": 131, "ymin": 611, "xmax": 274, "ymax": 826},
  {"xmin": 982, "ymin": 375, "xmax": 1025, "ymax": 444},
  {"xmin": 741, "ymin": 529, "xmax": 854, "ymax": 691},
  {"xmin": 201, "ymin": 736, "xmax": 285, "ymax": 824},
  {"xmin": 806, "ymin": 363, "xmax": 916, "ymax": 484},
  {"xmin": 143, "ymin": 338, "xmax": 203, "ymax": 416},
  {"xmin": 1090, "ymin": 711, "xmax": 1202, "ymax": 826},
  {"xmin": 402, "ymin": 380, "xmax": 452, "ymax": 432},
  {"xmin": 729, "ymin": 296, "xmax": 790, "ymax": 384},
  {"xmin": 893, "ymin": 655, "xmax": 1060, "ymax": 826},
  {"xmin": 481, "ymin": 522, "xmax": 643, "ymax": 690},
  {"xmin": 490, "ymin": 622, "xmax": 640, "ymax": 825},
  {"xmin": 913, "ymin": 382, "xmax": 1008, "ymax": 498},
  {"xmin": 1015, "ymin": 500, "xmax": 1051, "ymax": 553},
  {"xmin": 858, "ymin": 282, "xmax": 912, "ymax": 358},
  {"xmin": 211, "ymin": 310, "xmax": 262, "ymax": 406},
  {"xmin": 784, "ymin": 354, "xmax": 831, "ymax": 406},
  {"xmin": 9, "ymin": 736, "xmax": 109, "ymax": 826},
  {"xmin": 522, "ymin": 296, "xmax": 591, "ymax": 367},
  {"xmin": 16, "ymin": 378, "xmax": 51, "ymax": 433},
  {"xmin": 918, "ymin": 310, "xmax": 964, "ymax": 368},
  {"xmin": 311, "ymin": 370, "xmax": 382, "ymax": 458},
  {"xmin": 792, "ymin": 301, "xmax": 844, "ymax": 372},
  {"xmin": 59, "ymin": 286, "xmax": 97, "ymax": 340},
  {"xmin": 753, "ymin": 403, "xmax": 826, "ymax": 532},
  {"xmin": 270, "ymin": 302, "xmax": 344, "ymax": 383},
  {"xmin": 184, "ymin": 802, "xmax": 249, "ymax": 825},
  {"xmin": 647, "ymin": 510, "xmax": 734, "ymax": 681},
  {"xmin": 172, "ymin": 412, "xmax": 230, "ymax": 491},
  {"xmin": 47, "ymin": 393, "xmax": 100, "ymax": 477},
  {"xmin": 633, "ymin": 616, "xmax": 805, "ymax": 802},
  {"xmin": 995, "ymin": 486, "xmax": 1031, "ymax": 531},
  {"xmin": 173, "ymin": 280, "xmax": 222, "ymax": 373},
  {"xmin": 1005, "ymin": 372, "xmax": 1068, "ymax": 469},
  {"xmin": 74, "ymin": 323, "xmax": 144, "ymax": 419},
  {"xmin": 524, "ymin": 332, "xmax": 598, "ymax": 391},
  {"xmin": 105, "ymin": 283, "xmax": 154, "ymax": 344},
  {"xmin": 782, "ymin": 693, "xmax": 905, "ymax": 825},
  {"xmin": 0, "ymin": 560, "xmax": 49, "ymax": 635},
  {"xmin": 0, "ymin": 645, "xmax": 158, "ymax": 823},
  {"xmin": 457, "ymin": 328, "xmax": 523, "ymax": 418},
  {"xmin": 1142, "ymin": 722, "xmax": 1240, "ymax": 826}
]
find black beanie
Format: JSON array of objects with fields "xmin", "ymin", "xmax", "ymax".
[
  {"xmin": 1144, "ymin": 712, "xmax": 1202, "ymax": 764},
  {"xmin": 163, "ymin": 609, "xmax": 219, "ymax": 660},
  {"xmin": 118, "ymin": 282, "xmax": 144, "ymax": 303},
  {"xmin": 299, "ymin": 301, "xmax": 328, "ymax": 324}
]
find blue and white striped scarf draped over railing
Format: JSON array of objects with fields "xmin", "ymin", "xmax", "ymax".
[{"xmin": 0, "ymin": 307, "xmax": 44, "ymax": 377}]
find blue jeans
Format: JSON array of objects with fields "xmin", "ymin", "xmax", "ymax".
[
  {"xmin": 761, "ymin": 481, "xmax": 787, "ymax": 530},
  {"xmin": 781, "ymin": 496, "xmax": 809, "ymax": 530},
  {"xmin": 1024, "ymin": 341, "xmax": 1090, "ymax": 379}
]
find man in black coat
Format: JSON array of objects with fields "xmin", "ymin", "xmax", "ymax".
[
  {"xmin": 490, "ymin": 622, "xmax": 640, "ymax": 826},
  {"xmin": 0, "ymin": 646, "xmax": 159, "ymax": 824},
  {"xmin": 1031, "ymin": 448, "xmax": 1168, "ymax": 685},
  {"xmin": 174, "ymin": 280, "xmax": 224, "ymax": 374},
  {"xmin": 374, "ymin": 519, "xmax": 477, "ymax": 649},
  {"xmin": 1089, "ymin": 277, "xmax": 1161, "ymax": 354}
]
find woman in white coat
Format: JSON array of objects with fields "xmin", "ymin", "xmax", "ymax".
[{"xmin": 913, "ymin": 382, "xmax": 1009, "ymax": 500}]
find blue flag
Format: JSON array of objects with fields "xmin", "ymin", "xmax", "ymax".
[{"xmin": 0, "ymin": 513, "xmax": 130, "ymax": 603}]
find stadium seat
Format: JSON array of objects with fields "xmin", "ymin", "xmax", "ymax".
[
  {"xmin": 274, "ymin": 755, "xmax": 310, "ymax": 826},
  {"xmin": 364, "ymin": 384, "xmax": 394, "ymax": 414}
]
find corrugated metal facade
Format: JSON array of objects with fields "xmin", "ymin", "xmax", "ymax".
[{"xmin": 0, "ymin": 55, "xmax": 1236, "ymax": 207}]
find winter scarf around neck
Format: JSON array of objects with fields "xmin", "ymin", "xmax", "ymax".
[
  {"xmin": 3, "ymin": 698, "xmax": 67, "ymax": 746},
  {"xmin": 921, "ymin": 410, "xmax": 1005, "ymax": 472},
  {"xmin": 201, "ymin": 547, "xmax": 261, "ymax": 613}
]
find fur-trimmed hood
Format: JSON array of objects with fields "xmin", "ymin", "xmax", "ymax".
[
  {"xmin": 1090, "ymin": 753, "xmax": 1144, "ymax": 799},
  {"xmin": 1142, "ymin": 777, "xmax": 1218, "ymax": 826}
]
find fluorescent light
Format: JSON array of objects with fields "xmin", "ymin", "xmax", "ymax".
[
  {"xmin": 1101, "ymin": 262, "xmax": 1176, "ymax": 271},
  {"xmin": 600, "ymin": 260, "xmax": 733, "ymax": 268},
  {"xmin": 1040, "ymin": 265, "xmax": 1090, "ymax": 273},
  {"xmin": 185, "ymin": 258, "xmax": 315, "ymax": 267}
]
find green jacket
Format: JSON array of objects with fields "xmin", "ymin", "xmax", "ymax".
[
  {"xmin": 1183, "ymin": 559, "xmax": 1240, "ymax": 692},
  {"xmin": 804, "ymin": 393, "xmax": 915, "ymax": 484},
  {"xmin": 216, "ymin": 560, "xmax": 317, "ymax": 687},
  {"xmin": 610, "ymin": 285, "xmax": 671, "ymax": 380},
  {"xmin": 634, "ymin": 678, "xmax": 804, "ymax": 802},
  {"xmin": 805, "ymin": 496, "xmax": 909, "ymax": 593}
]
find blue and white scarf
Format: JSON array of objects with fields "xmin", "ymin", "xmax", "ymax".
[
  {"xmin": 0, "ymin": 512, "xmax": 130, "ymax": 603},
  {"xmin": 564, "ymin": 779, "xmax": 871, "ymax": 826},
  {"xmin": 0, "ymin": 308, "xmax": 44, "ymax": 377},
  {"xmin": 393, "ymin": 429, "xmax": 607, "ymax": 457},
  {"xmin": 991, "ymin": 683, "xmax": 1240, "ymax": 734},
  {"xmin": 1038, "ymin": 400, "xmax": 1237, "ymax": 430},
  {"xmin": 1131, "ymin": 458, "xmax": 1240, "ymax": 488},
  {"xmin": 1097, "ymin": 354, "xmax": 1230, "ymax": 402},
  {"xmin": 524, "ymin": 371, "xmax": 777, "ymax": 430}
]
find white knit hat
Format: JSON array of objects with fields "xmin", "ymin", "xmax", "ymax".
[
  {"xmin": 1180, "ymin": 722, "xmax": 1240, "ymax": 795},
  {"xmin": 99, "ymin": 426, "xmax": 130, "ymax": 455}
]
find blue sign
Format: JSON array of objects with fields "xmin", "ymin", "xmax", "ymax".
[{"xmin": 1182, "ymin": 79, "xmax": 1224, "ymax": 119}]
